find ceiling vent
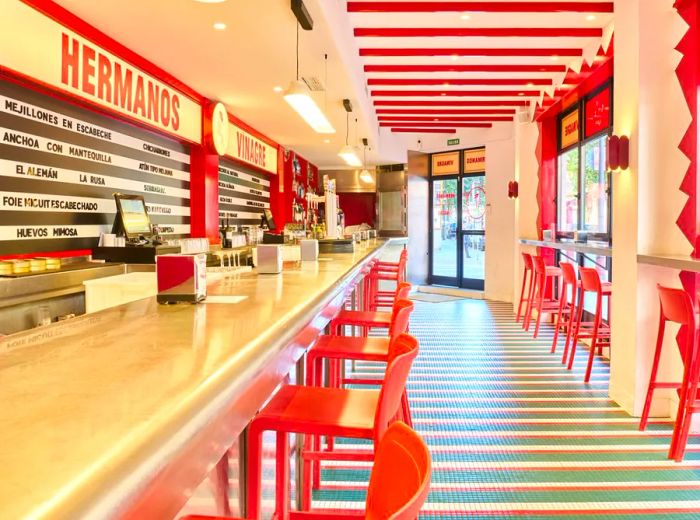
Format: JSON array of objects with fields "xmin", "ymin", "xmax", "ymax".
[{"xmin": 302, "ymin": 76, "xmax": 325, "ymax": 92}]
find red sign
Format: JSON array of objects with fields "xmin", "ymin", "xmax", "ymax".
[{"xmin": 585, "ymin": 87, "xmax": 611, "ymax": 138}]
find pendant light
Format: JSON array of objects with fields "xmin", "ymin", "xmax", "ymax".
[
  {"xmin": 359, "ymin": 140, "xmax": 372, "ymax": 183},
  {"xmin": 283, "ymin": 23, "xmax": 335, "ymax": 134},
  {"xmin": 338, "ymin": 107, "xmax": 362, "ymax": 166}
]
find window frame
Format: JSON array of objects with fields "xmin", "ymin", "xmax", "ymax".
[{"xmin": 555, "ymin": 80, "xmax": 614, "ymax": 243}]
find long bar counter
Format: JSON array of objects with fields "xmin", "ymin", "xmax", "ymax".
[{"xmin": 0, "ymin": 239, "xmax": 400, "ymax": 520}]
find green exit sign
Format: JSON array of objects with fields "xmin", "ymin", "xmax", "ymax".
[{"xmin": 447, "ymin": 138, "xmax": 460, "ymax": 146}]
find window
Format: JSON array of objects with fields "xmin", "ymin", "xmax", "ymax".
[{"xmin": 556, "ymin": 83, "xmax": 612, "ymax": 239}]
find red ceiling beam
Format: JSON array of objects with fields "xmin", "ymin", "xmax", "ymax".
[
  {"xmin": 368, "ymin": 78, "xmax": 551, "ymax": 86},
  {"xmin": 354, "ymin": 27, "xmax": 603, "ymax": 38},
  {"xmin": 374, "ymin": 100, "xmax": 530, "ymax": 106},
  {"xmin": 376, "ymin": 108, "xmax": 516, "ymax": 114},
  {"xmin": 391, "ymin": 128, "xmax": 459, "ymax": 133},
  {"xmin": 371, "ymin": 89, "xmax": 539, "ymax": 96},
  {"xmin": 383, "ymin": 122, "xmax": 502, "ymax": 127},
  {"xmin": 365, "ymin": 64, "xmax": 567, "ymax": 73},
  {"xmin": 378, "ymin": 116, "xmax": 513, "ymax": 122},
  {"xmin": 360, "ymin": 48, "xmax": 582, "ymax": 57},
  {"xmin": 347, "ymin": 2, "xmax": 613, "ymax": 13}
]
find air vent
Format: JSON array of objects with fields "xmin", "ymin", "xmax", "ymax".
[
  {"xmin": 376, "ymin": 163, "xmax": 405, "ymax": 173},
  {"xmin": 302, "ymin": 76, "xmax": 325, "ymax": 92}
]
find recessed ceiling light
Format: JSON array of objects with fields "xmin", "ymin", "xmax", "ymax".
[
  {"xmin": 526, "ymin": 82, "xmax": 534, "ymax": 87},
  {"xmin": 273, "ymin": 86, "xmax": 283, "ymax": 92},
  {"xmin": 518, "ymin": 92, "xmax": 525, "ymax": 96},
  {"xmin": 195, "ymin": 0, "xmax": 226, "ymax": 3},
  {"xmin": 586, "ymin": 14, "xmax": 596, "ymax": 21},
  {"xmin": 323, "ymin": 139, "xmax": 331, "ymax": 143},
  {"xmin": 440, "ymin": 93, "xmax": 447, "ymax": 96},
  {"xmin": 213, "ymin": 22, "xmax": 226, "ymax": 30},
  {"xmin": 433, "ymin": 118, "xmax": 439, "ymax": 121},
  {"xmin": 551, "ymin": 55, "xmax": 560, "ymax": 61},
  {"xmin": 450, "ymin": 54, "xmax": 459, "ymax": 61},
  {"xmin": 443, "ymin": 82, "xmax": 450, "ymax": 87},
  {"xmin": 460, "ymin": 13, "xmax": 471, "ymax": 20}
]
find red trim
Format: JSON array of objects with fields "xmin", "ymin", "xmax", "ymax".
[
  {"xmin": 360, "ymin": 48, "xmax": 582, "ymax": 57},
  {"xmin": 383, "ymin": 122, "xmax": 500, "ymax": 128},
  {"xmin": 0, "ymin": 249, "xmax": 92, "ymax": 261},
  {"xmin": 347, "ymin": 2, "xmax": 614, "ymax": 13},
  {"xmin": 379, "ymin": 116, "xmax": 512, "ymax": 122},
  {"xmin": 375, "ymin": 99, "xmax": 529, "ymax": 107},
  {"xmin": 372, "ymin": 89, "xmax": 539, "ymax": 97},
  {"xmin": 368, "ymin": 78, "xmax": 552, "ymax": 86},
  {"xmin": 355, "ymin": 27, "xmax": 603, "ymax": 38},
  {"xmin": 20, "ymin": 0, "xmax": 204, "ymax": 104},
  {"xmin": 391, "ymin": 128, "xmax": 462, "ymax": 133},
  {"xmin": 377, "ymin": 108, "xmax": 516, "ymax": 115},
  {"xmin": 365, "ymin": 64, "xmax": 568, "ymax": 73}
]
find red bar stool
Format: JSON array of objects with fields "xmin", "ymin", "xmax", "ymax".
[
  {"xmin": 551, "ymin": 261, "xmax": 579, "ymax": 356},
  {"xmin": 332, "ymin": 282, "xmax": 412, "ymax": 337},
  {"xmin": 524, "ymin": 256, "xmax": 562, "ymax": 338},
  {"xmin": 367, "ymin": 250, "xmax": 408, "ymax": 311},
  {"xmin": 306, "ymin": 299, "xmax": 415, "ymax": 426},
  {"xmin": 566, "ymin": 267, "xmax": 611, "ymax": 382},
  {"xmin": 244, "ymin": 333, "xmax": 419, "ymax": 519},
  {"xmin": 639, "ymin": 285, "xmax": 699, "ymax": 461},
  {"xmin": 516, "ymin": 252, "xmax": 534, "ymax": 323},
  {"xmin": 181, "ymin": 421, "xmax": 431, "ymax": 520}
]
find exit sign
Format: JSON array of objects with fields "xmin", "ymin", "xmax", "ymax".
[{"xmin": 447, "ymin": 138, "xmax": 460, "ymax": 146}]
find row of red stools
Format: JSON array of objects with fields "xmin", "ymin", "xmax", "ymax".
[
  {"xmin": 184, "ymin": 248, "xmax": 431, "ymax": 519},
  {"xmin": 516, "ymin": 252, "xmax": 611, "ymax": 382}
]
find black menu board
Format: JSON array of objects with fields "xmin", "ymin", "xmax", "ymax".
[{"xmin": 218, "ymin": 158, "xmax": 270, "ymax": 228}]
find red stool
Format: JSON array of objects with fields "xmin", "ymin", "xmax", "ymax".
[
  {"xmin": 244, "ymin": 333, "xmax": 419, "ymax": 519},
  {"xmin": 551, "ymin": 261, "xmax": 579, "ymax": 356},
  {"xmin": 307, "ymin": 299, "xmax": 415, "ymax": 426},
  {"xmin": 367, "ymin": 250, "xmax": 408, "ymax": 311},
  {"xmin": 638, "ymin": 285, "xmax": 699, "ymax": 461},
  {"xmin": 524, "ymin": 256, "xmax": 562, "ymax": 338},
  {"xmin": 332, "ymin": 282, "xmax": 412, "ymax": 337},
  {"xmin": 516, "ymin": 252, "xmax": 534, "ymax": 323},
  {"xmin": 181, "ymin": 421, "xmax": 431, "ymax": 520},
  {"xmin": 567, "ymin": 267, "xmax": 611, "ymax": 382}
]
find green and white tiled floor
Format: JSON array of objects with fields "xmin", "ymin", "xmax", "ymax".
[{"xmin": 313, "ymin": 299, "xmax": 700, "ymax": 518}]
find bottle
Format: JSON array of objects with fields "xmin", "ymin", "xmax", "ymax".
[{"xmin": 224, "ymin": 218, "xmax": 234, "ymax": 249}]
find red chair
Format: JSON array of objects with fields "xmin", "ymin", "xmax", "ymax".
[
  {"xmin": 566, "ymin": 267, "xmax": 611, "ymax": 382},
  {"xmin": 638, "ymin": 285, "xmax": 699, "ymax": 461},
  {"xmin": 524, "ymin": 256, "xmax": 562, "ymax": 338},
  {"xmin": 181, "ymin": 421, "xmax": 431, "ymax": 520},
  {"xmin": 307, "ymin": 299, "xmax": 415, "ymax": 427},
  {"xmin": 551, "ymin": 262, "xmax": 579, "ymax": 356},
  {"xmin": 332, "ymin": 282, "xmax": 412, "ymax": 337},
  {"xmin": 245, "ymin": 333, "xmax": 419, "ymax": 519},
  {"xmin": 516, "ymin": 252, "xmax": 534, "ymax": 323}
]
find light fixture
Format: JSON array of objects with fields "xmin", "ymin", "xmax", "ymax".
[
  {"xmin": 213, "ymin": 22, "xmax": 226, "ymax": 30},
  {"xmin": 359, "ymin": 139, "xmax": 373, "ymax": 183},
  {"xmin": 273, "ymin": 86, "xmax": 283, "ymax": 93},
  {"xmin": 283, "ymin": 23, "xmax": 335, "ymax": 133},
  {"xmin": 338, "ymin": 104, "xmax": 362, "ymax": 166},
  {"xmin": 450, "ymin": 54, "xmax": 459, "ymax": 61},
  {"xmin": 586, "ymin": 14, "xmax": 597, "ymax": 21},
  {"xmin": 607, "ymin": 135, "xmax": 630, "ymax": 171},
  {"xmin": 551, "ymin": 55, "xmax": 560, "ymax": 61},
  {"xmin": 460, "ymin": 13, "xmax": 471, "ymax": 20},
  {"xmin": 194, "ymin": 0, "xmax": 226, "ymax": 3},
  {"xmin": 323, "ymin": 138, "xmax": 331, "ymax": 143}
]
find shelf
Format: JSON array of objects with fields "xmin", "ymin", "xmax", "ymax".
[
  {"xmin": 519, "ymin": 238, "xmax": 612, "ymax": 257},
  {"xmin": 637, "ymin": 254, "xmax": 700, "ymax": 273}
]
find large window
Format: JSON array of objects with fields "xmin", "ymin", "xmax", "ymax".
[{"xmin": 556, "ymin": 83, "xmax": 612, "ymax": 240}]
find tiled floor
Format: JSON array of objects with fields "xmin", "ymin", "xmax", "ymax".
[{"xmin": 313, "ymin": 299, "xmax": 700, "ymax": 518}]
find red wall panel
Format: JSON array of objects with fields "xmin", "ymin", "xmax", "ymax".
[{"xmin": 338, "ymin": 193, "xmax": 377, "ymax": 227}]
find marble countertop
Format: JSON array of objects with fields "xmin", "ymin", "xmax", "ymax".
[{"xmin": 0, "ymin": 239, "xmax": 394, "ymax": 519}]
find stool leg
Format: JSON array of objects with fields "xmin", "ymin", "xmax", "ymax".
[
  {"xmin": 561, "ymin": 294, "xmax": 576, "ymax": 365},
  {"xmin": 583, "ymin": 293, "xmax": 603, "ymax": 383},
  {"xmin": 551, "ymin": 282, "xmax": 568, "ymax": 353},
  {"xmin": 524, "ymin": 272, "xmax": 538, "ymax": 332},
  {"xmin": 246, "ymin": 423, "xmax": 264, "ymax": 520},
  {"xmin": 275, "ymin": 432, "xmax": 290, "ymax": 518},
  {"xmin": 567, "ymin": 289, "xmax": 585, "ymax": 370},
  {"xmin": 640, "ymin": 316, "xmax": 666, "ymax": 431},
  {"xmin": 533, "ymin": 274, "xmax": 548, "ymax": 339},
  {"xmin": 516, "ymin": 268, "xmax": 529, "ymax": 322}
]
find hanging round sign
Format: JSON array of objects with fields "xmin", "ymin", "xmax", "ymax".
[
  {"xmin": 465, "ymin": 186, "xmax": 486, "ymax": 220},
  {"xmin": 206, "ymin": 102, "xmax": 230, "ymax": 156}
]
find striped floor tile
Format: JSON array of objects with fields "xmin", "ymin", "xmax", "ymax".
[{"xmin": 313, "ymin": 299, "xmax": 700, "ymax": 518}]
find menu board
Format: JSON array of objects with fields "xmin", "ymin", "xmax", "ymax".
[
  {"xmin": 218, "ymin": 158, "xmax": 270, "ymax": 228},
  {"xmin": 0, "ymin": 79, "xmax": 191, "ymax": 255}
]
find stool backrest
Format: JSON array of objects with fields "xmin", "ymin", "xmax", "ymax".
[
  {"xmin": 657, "ymin": 285, "xmax": 697, "ymax": 366},
  {"xmin": 521, "ymin": 252, "xmax": 533, "ymax": 270},
  {"xmin": 560, "ymin": 262, "xmax": 577, "ymax": 286},
  {"xmin": 532, "ymin": 255, "xmax": 546, "ymax": 275},
  {"xmin": 373, "ymin": 333, "xmax": 419, "ymax": 444},
  {"xmin": 389, "ymin": 299, "xmax": 414, "ymax": 339},
  {"xmin": 365, "ymin": 422, "xmax": 432, "ymax": 520},
  {"xmin": 579, "ymin": 267, "xmax": 602, "ymax": 292},
  {"xmin": 395, "ymin": 282, "xmax": 412, "ymax": 301}
]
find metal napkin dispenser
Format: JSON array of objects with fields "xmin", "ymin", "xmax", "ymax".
[
  {"xmin": 156, "ymin": 253, "xmax": 207, "ymax": 304},
  {"xmin": 574, "ymin": 230, "xmax": 589, "ymax": 243}
]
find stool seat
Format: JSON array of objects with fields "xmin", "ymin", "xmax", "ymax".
[
  {"xmin": 333, "ymin": 309, "xmax": 392, "ymax": 329},
  {"xmin": 312, "ymin": 335, "xmax": 390, "ymax": 362},
  {"xmin": 546, "ymin": 266, "xmax": 562, "ymax": 276}
]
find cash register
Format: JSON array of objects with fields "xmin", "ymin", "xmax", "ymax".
[{"xmin": 92, "ymin": 194, "xmax": 180, "ymax": 263}]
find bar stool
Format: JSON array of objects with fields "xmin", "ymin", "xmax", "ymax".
[
  {"xmin": 332, "ymin": 282, "xmax": 412, "ymax": 337},
  {"xmin": 181, "ymin": 421, "xmax": 431, "ymax": 520},
  {"xmin": 638, "ymin": 285, "xmax": 699, "ymax": 461},
  {"xmin": 551, "ymin": 261, "xmax": 579, "ymax": 356},
  {"xmin": 306, "ymin": 299, "xmax": 415, "ymax": 427},
  {"xmin": 524, "ymin": 256, "xmax": 562, "ymax": 338},
  {"xmin": 516, "ymin": 252, "xmax": 534, "ymax": 323},
  {"xmin": 244, "ymin": 333, "xmax": 419, "ymax": 518},
  {"xmin": 367, "ymin": 250, "xmax": 408, "ymax": 311},
  {"xmin": 567, "ymin": 267, "xmax": 611, "ymax": 382}
]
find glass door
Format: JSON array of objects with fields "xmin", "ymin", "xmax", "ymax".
[
  {"xmin": 461, "ymin": 175, "xmax": 486, "ymax": 290},
  {"xmin": 430, "ymin": 177, "xmax": 458, "ymax": 285}
]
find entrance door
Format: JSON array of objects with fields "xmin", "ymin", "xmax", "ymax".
[
  {"xmin": 430, "ymin": 176, "xmax": 458, "ymax": 285},
  {"xmin": 461, "ymin": 174, "xmax": 486, "ymax": 290}
]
